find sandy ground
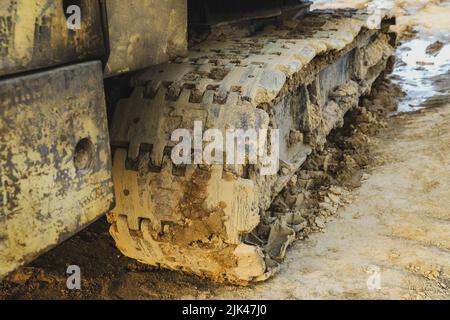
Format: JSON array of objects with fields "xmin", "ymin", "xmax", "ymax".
[{"xmin": 1, "ymin": 0, "xmax": 449, "ymax": 300}]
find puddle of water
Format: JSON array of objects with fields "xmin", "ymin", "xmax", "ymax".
[
  {"xmin": 312, "ymin": 0, "xmax": 450, "ymax": 113},
  {"xmin": 367, "ymin": 0, "xmax": 395, "ymax": 11},
  {"xmin": 391, "ymin": 39, "xmax": 450, "ymax": 112}
]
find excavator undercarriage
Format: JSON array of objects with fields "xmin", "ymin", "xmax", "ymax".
[
  {"xmin": 0, "ymin": 1, "xmax": 395, "ymax": 283},
  {"xmin": 108, "ymin": 8, "xmax": 395, "ymax": 284}
]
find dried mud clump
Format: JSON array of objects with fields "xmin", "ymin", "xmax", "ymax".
[{"xmin": 262, "ymin": 78, "xmax": 404, "ymax": 240}]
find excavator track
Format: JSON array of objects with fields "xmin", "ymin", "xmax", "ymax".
[{"xmin": 108, "ymin": 9, "xmax": 395, "ymax": 284}]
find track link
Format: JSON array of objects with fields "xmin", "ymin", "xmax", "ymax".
[{"xmin": 108, "ymin": 9, "xmax": 395, "ymax": 284}]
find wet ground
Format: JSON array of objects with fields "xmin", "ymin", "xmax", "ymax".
[{"xmin": 1, "ymin": 0, "xmax": 449, "ymax": 300}]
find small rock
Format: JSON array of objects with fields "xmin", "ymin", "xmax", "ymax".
[
  {"xmin": 314, "ymin": 216, "xmax": 326, "ymax": 229},
  {"xmin": 289, "ymin": 175, "xmax": 298, "ymax": 186},
  {"xmin": 284, "ymin": 192, "xmax": 297, "ymax": 207},
  {"xmin": 329, "ymin": 186, "xmax": 343, "ymax": 195},
  {"xmin": 298, "ymin": 170, "xmax": 309, "ymax": 180},
  {"xmin": 416, "ymin": 60, "xmax": 434, "ymax": 66},
  {"xmin": 327, "ymin": 193, "xmax": 341, "ymax": 204},
  {"xmin": 7, "ymin": 268, "xmax": 34, "ymax": 284},
  {"xmin": 295, "ymin": 193, "xmax": 306, "ymax": 208},
  {"xmin": 425, "ymin": 41, "xmax": 444, "ymax": 56},
  {"xmin": 320, "ymin": 202, "xmax": 338, "ymax": 215}
]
